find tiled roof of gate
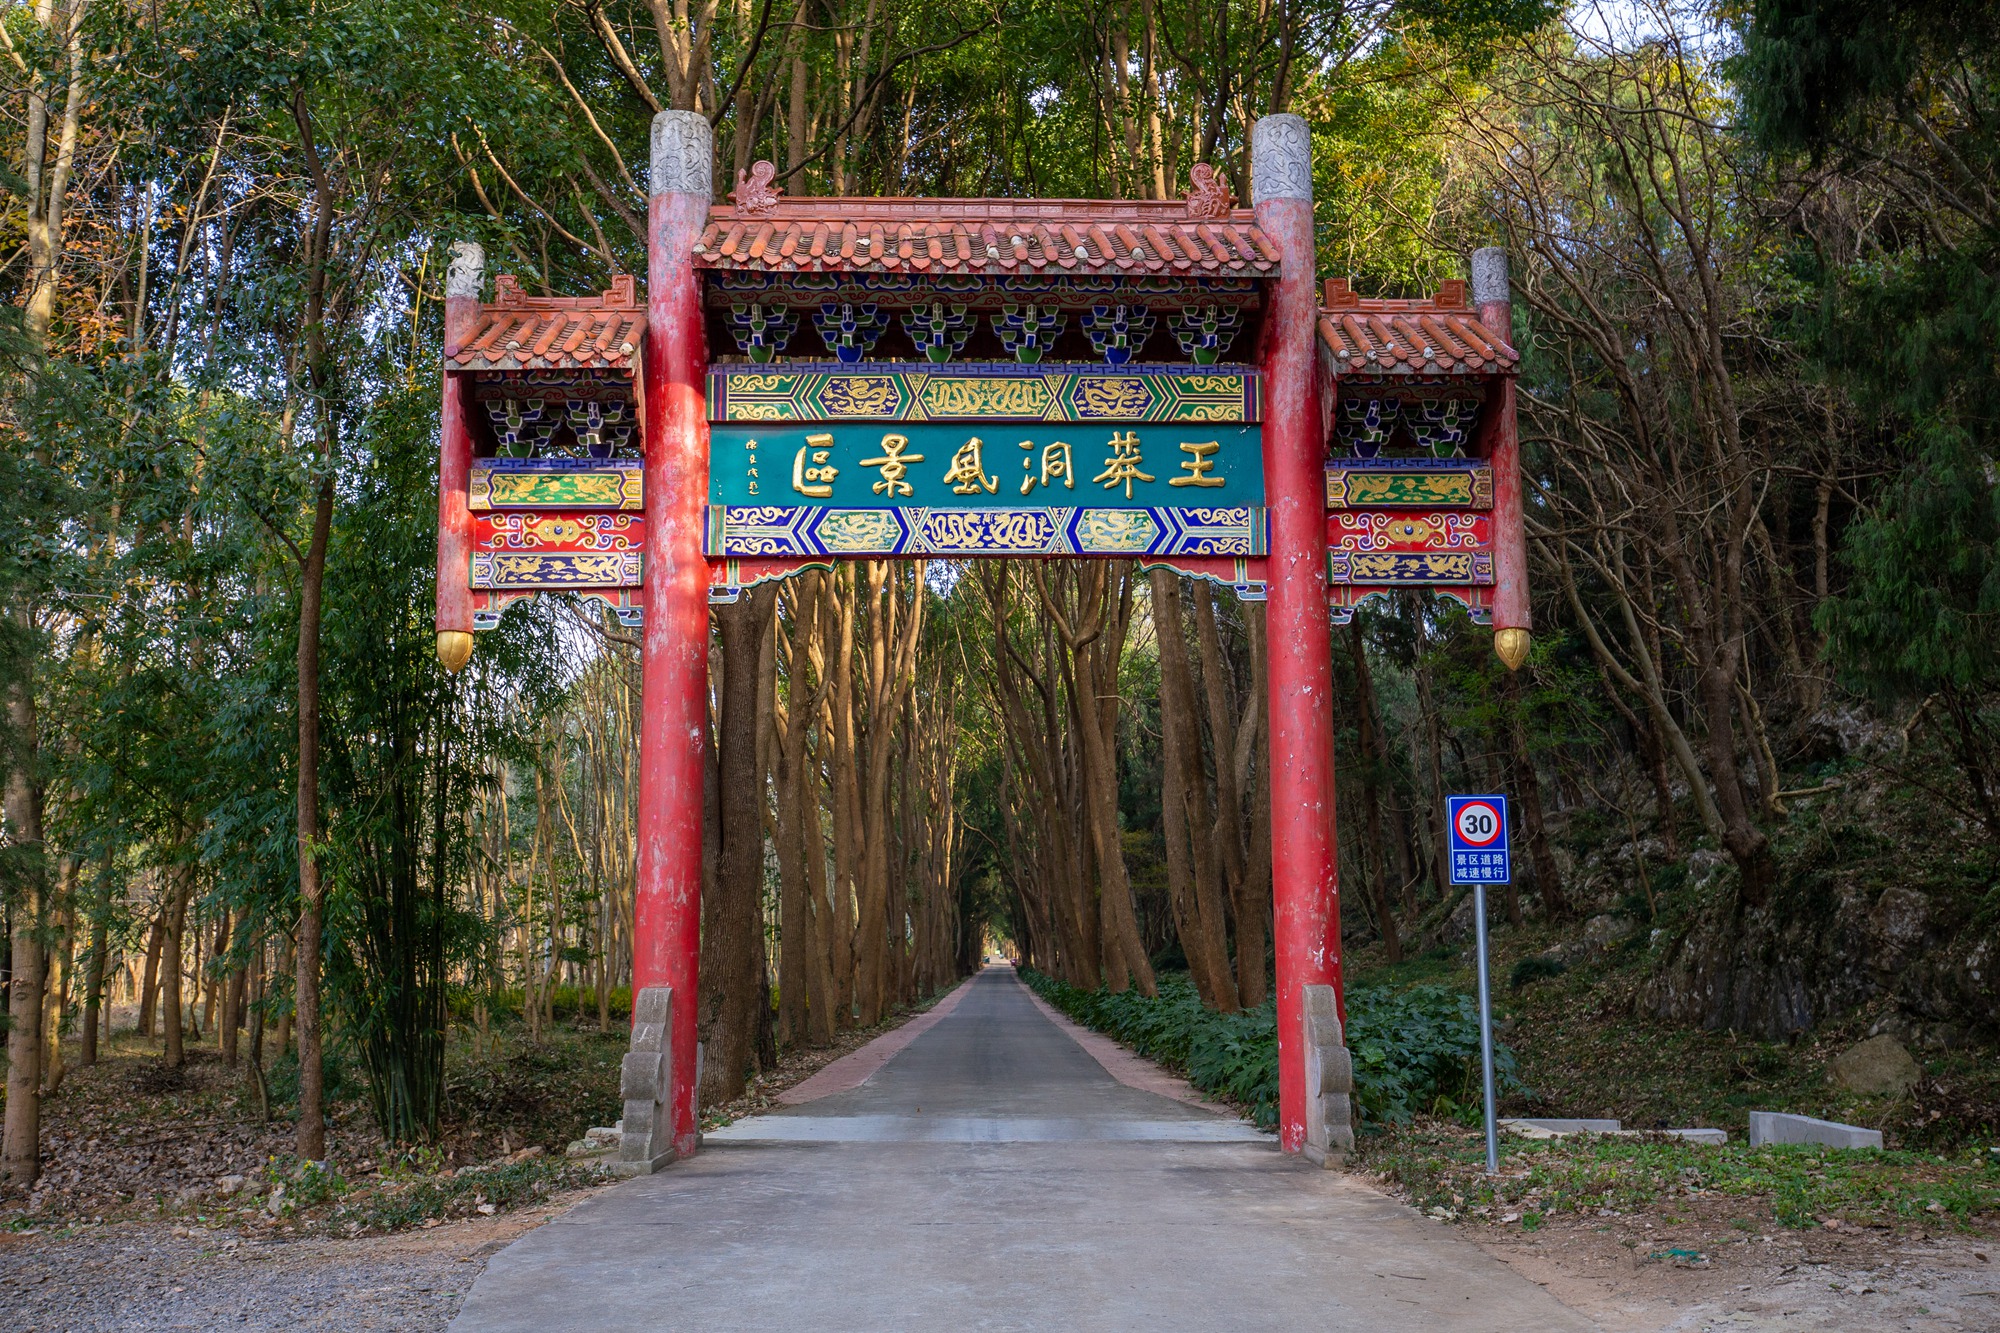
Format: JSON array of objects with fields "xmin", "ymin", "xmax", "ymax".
[
  {"xmin": 693, "ymin": 197, "xmax": 1281, "ymax": 277},
  {"xmin": 1318, "ymin": 278, "xmax": 1516, "ymax": 377},
  {"xmin": 448, "ymin": 275, "xmax": 645, "ymax": 373}
]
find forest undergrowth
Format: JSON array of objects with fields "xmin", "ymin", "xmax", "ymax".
[
  {"xmin": 0, "ymin": 1020, "xmax": 620, "ymax": 1241},
  {"xmin": 0, "ymin": 982, "xmax": 963, "ymax": 1243}
]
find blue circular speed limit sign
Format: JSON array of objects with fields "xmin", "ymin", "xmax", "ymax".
[{"xmin": 1453, "ymin": 799, "xmax": 1503, "ymax": 848}]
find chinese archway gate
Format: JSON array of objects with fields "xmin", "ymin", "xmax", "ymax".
[{"xmin": 433, "ymin": 111, "xmax": 1527, "ymax": 1173}]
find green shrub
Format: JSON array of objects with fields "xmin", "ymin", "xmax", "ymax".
[
  {"xmin": 262, "ymin": 1048, "xmax": 365, "ymax": 1110},
  {"xmin": 1346, "ymin": 982, "xmax": 1522, "ymax": 1124},
  {"xmin": 1509, "ymin": 955, "xmax": 1567, "ymax": 990},
  {"xmin": 1021, "ymin": 969, "xmax": 1519, "ymax": 1129}
]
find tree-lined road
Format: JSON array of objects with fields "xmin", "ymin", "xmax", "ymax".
[{"xmin": 450, "ymin": 967, "xmax": 1598, "ymax": 1331}]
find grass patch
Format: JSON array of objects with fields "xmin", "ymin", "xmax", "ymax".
[
  {"xmin": 1024, "ymin": 970, "xmax": 1281, "ymax": 1124},
  {"xmin": 1367, "ymin": 1119, "xmax": 2000, "ymax": 1229},
  {"xmin": 332, "ymin": 1156, "xmax": 598, "ymax": 1232},
  {"xmin": 1021, "ymin": 968, "xmax": 1518, "ymax": 1129}
]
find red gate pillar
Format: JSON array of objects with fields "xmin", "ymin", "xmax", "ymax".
[
  {"xmin": 435, "ymin": 241, "xmax": 482, "ymax": 674},
  {"xmin": 637, "ymin": 110, "xmax": 713, "ymax": 1160},
  {"xmin": 1253, "ymin": 115, "xmax": 1341, "ymax": 1155},
  {"xmin": 1473, "ymin": 247, "xmax": 1531, "ymax": 670}
]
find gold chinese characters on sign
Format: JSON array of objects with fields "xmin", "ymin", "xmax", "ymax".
[
  {"xmin": 1017, "ymin": 439, "xmax": 1074, "ymax": 496},
  {"xmin": 858, "ymin": 433, "xmax": 925, "ymax": 497},
  {"xmin": 1092, "ymin": 431, "xmax": 1155, "ymax": 499},
  {"xmin": 791, "ymin": 433, "xmax": 838, "ymax": 498},
  {"xmin": 942, "ymin": 437, "xmax": 999, "ymax": 495},
  {"xmin": 756, "ymin": 427, "xmax": 1245, "ymax": 505}
]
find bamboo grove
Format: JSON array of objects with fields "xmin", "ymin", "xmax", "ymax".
[{"xmin": 5, "ymin": 0, "xmax": 1999, "ymax": 1186}]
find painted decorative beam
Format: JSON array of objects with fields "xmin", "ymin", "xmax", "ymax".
[
  {"xmin": 1325, "ymin": 458, "xmax": 1493, "ymax": 509},
  {"xmin": 469, "ymin": 459, "xmax": 645, "ymax": 510}
]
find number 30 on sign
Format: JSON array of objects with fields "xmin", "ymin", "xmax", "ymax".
[{"xmin": 1447, "ymin": 795, "xmax": 1510, "ymax": 885}]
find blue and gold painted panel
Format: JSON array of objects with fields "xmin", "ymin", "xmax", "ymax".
[
  {"xmin": 708, "ymin": 364, "xmax": 1260, "ymax": 424},
  {"xmin": 470, "ymin": 550, "xmax": 643, "ymax": 590},
  {"xmin": 470, "ymin": 459, "xmax": 644, "ymax": 510},
  {"xmin": 1324, "ymin": 458, "xmax": 1491, "ymax": 510},
  {"xmin": 1326, "ymin": 549, "xmax": 1492, "ymax": 585},
  {"xmin": 707, "ymin": 504, "xmax": 1263, "ymax": 559}
]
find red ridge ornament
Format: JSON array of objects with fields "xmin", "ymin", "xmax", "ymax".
[
  {"xmin": 1184, "ymin": 162, "xmax": 1235, "ymax": 220},
  {"xmin": 731, "ymin": 160, "xmax": 783, "ymax": 216}
]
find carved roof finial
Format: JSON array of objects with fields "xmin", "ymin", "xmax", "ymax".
[
  {"xmin": 731, "ymin": 160, "xmax": 783, "ymax": 216},
  {"xmin": 1184, "ymin": 162, "xmax": 1235, "ymax": 220}
]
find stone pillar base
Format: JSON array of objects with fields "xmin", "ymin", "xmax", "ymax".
[
  {"xmin": 1301, "ymin": 984, "xmax": 1355, "ymax": 1166},
  {"xmin": 614, "ymin": 986, "xmax": 676, "ymax": 1175}
]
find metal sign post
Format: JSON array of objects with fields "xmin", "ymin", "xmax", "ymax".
[{"xmin": 1447, "ymin": 794, "xmax": 1510, "ymax": 1175}]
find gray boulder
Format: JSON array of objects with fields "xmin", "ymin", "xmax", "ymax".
[{"xmin": 1827, "ymin": 1034, "xmax": 1921, "ymax": 1096}]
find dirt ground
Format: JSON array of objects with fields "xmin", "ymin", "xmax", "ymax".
[
  {"xmin": 0, "ymin": 988, "xmax": 965, "ymax": 1332},
  {"xmin": 1469, "ymin": 1198, "xmax": 2000, "ymax": 1332},
  {"xmin": 0, "ymin": 1197, "xmax": 582, "ymax": 1333},
  {"xmin": 8, "ymin": 981, "xmax": 1994, "ymax": 1331}
]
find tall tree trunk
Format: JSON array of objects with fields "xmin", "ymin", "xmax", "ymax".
[
  {"xmin": 292, "ymin": 404, "xmax": 336, "ymax": 1155},
  {"xmin": 80, "ymin": 843, "xmax": 111, "ymax": 1067},
  {"xmin": 1191, "ymin": 583, "xmax": 1267, "ymax": 999},
  {"xmin": 700, "ymin": 585, "xmax": 777, "ymax": 1104},
  {"xmin": 1050, "ymin": 564, "xmax": 1154, "ymax": 996},
  {"xmin": 137, "ymin": 899, "xmax": 164, "ymax": 1039},
  {"xmin": 1148, "ymin": 570, "xmax": 1238, "ymax": 1010},
  {"xmin": 1502, "ymin": 672, "xmax": 1569, "ymax": 920},
  {"xmin": 826, "ymin": 572, "xmax": 859, "ymax": 1025},
  {"xmin": 41, "ymin": 886, "xmax": 73, "ymax": 1095},
  {"xmin": 1347, "ymin": 624, "xmax": 1403, "ymax": 962},
  {"xmin": 4, "ymin": 661, "xmax": 48, "ymax": 1187},
  {"xmin": 290, "ymin": 77, "xmax": 340, "ymax": 1162},
  {"xmin": 162, "ymin": 858, "xmax": 194, "ymax": 1068},
  {"xmin": 223, "ymin": 953, "xmax": 245, "ymax": 1066}
]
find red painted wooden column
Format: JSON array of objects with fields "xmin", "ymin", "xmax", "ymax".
[
  {"xmin": 1253, "ymin": 115, "xmax": 1341, "ymax": 1155},
  {"xmin": 638, "ymin": 110, "xmax": 713, "ymax": 1159},
  {"xmin": 435, "ymin": 242, "xmax": 482, "ymax": 674},
  {"xmin": 1473, "ymin": 248, "xmax": 1530, "ymax": 670}
]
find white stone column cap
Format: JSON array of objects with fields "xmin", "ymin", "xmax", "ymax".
[
  {"xmin": 1471, "ymin": 247, "xmax": 1511, "ymax": 307},
  {"xmin": 445, "ymin": 240, "xmax": 484, "ymax": 300},
  {"xmin": 651, "ymin": 110, "xmax": 714, "ymax": 199},
  {"xmin": 1251, "ymin": 114, "xmax": 1313, "ymax": 205}
]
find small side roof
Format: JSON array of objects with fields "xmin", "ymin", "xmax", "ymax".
[
  {"xmin": 448, "ymin": 275, "xmax": 645, "ymax": 373},
  {"xmin": 1318, "ymin": 278, "xmax": 1516, "ymax": 377}
]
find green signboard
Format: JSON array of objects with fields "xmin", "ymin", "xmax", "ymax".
[
  {"xmin": 706, "ymin": 422, "xmax": 1265, "ymax": 559},
  {"xmin": 710, "ymin": 422, "xmax": 1262, "ymax": 509}
]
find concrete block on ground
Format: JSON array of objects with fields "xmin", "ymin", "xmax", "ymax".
[
  {"xmin": 1748, "ymin": 1110, "xmax": 1883, "ymax": 1150},
  {"xmin": 1505, "ymin": 1118, "xmax": 1622, "ymax": 1134},
  {"xmin": 1500, "ymin": 1119, "xmax": 1724, "ymax": 1145},
  {"xmin": 1663, "ymin": 1128, "xmax": 1727, "ymax": 1145}
]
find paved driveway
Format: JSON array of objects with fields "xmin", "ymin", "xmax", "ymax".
[{"xmin": 451, "ymin": 966, "xmax": 1599, "ymax": 1332}]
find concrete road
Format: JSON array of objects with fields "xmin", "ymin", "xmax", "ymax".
[{"xmin": 451, "ymin": 966, "xmax": 1599, "ymax": 1332}]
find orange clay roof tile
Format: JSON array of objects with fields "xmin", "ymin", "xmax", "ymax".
[
  {"xmin": 1318, "ymin": 277, "xmax": 1517, "ymax": 377},
  {"xmin": 447, "ymin": 275, "xmax": 644, "ymax": 373},
  {"xmin": 693, "ymin": 197, "xmax": 1280, "ymax": 278}
]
